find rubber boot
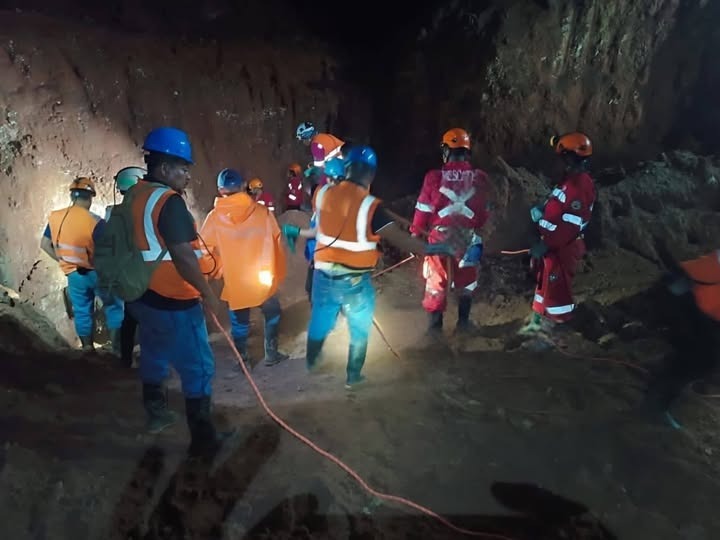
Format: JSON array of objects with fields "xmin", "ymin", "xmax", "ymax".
[
  {"xmin": 79, "ymin": 336, "xmax": 94, "ymax": 351},
  {"xmin": 345, "ymin": 341, "xmax": 368, "ymax": 389},
  {"xmin": 226, "ymin": 338, "xmax": 250, "ymax": 379},
  {"xmin": 455, "ymin": 296, "xmax": 477, "ymax": 334},
  {"xmin": 427, "ymin": 311, "xmax": 443, "ymax": 335},
  {"xmin": 518, "ymin": 312, "xmax": 543, "ymax": 335},
  {"xmin": 143, "ymin": 383, "xmax": 178, "ymax": 434},
  {"xmin": 264, "ymin": 322, "xmax": 288, "ymax": 367},
  {"xmin": 185, "ymin": 396, "xmax": 234, "ymax": 457},
  {"xmin": 109, "ymin": 328, "xmax": 122, "ymax": 357},
  {"xmin": 306, "ymin": 338, "xmax": 326, "ymax": 372}
]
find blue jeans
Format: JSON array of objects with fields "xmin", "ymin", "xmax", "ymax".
[
  {"xmin": 307, "ymin": 271, "xmax": 375, "ymax": 382},
  {"xmin": 127, "ymin": 301, "xmax": 215, "ymax": 398},
  {"xmin": 229, "ymin": 295, "xmax": 281, "ymax": 341},
  {"xmin": 66, "ymin": 269, "xmax": 124, "ymax": 337}
]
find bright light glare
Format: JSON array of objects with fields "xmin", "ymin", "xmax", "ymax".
[{"xmin": 258, "ymin": 270, "xmax": 273, "ymax": 286}]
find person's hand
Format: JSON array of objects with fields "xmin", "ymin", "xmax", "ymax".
[
  {"xmin": 529, "ymin": 241, "xmax": 548, "ymax": 260},
  {"xmin": 425, "ymin": 242, "xmax": 455, "ymax": 257},
  {"xmin": 461, "ymin": 243, "xmax": 484, "ymax": 266},
  {"xmin": 282, "ymin": 224, "xmax": 300, "ymax": 254},
  {"xmin": 304, "ymin": 166, "xmax": 321, "ymax": 179},
  {"xmin": 530, "ymin": 206, "xmax": 544, "ymax": 223}
]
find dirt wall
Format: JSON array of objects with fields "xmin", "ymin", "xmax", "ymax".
[{"xmin": 0, "ymin": 12, "xmax": 366, "ymax": 342}]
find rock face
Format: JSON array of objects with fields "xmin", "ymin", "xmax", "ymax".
[
  {"xmin": 370, "ymin": 0, "xmax": 720, "ymax": 199},
  {"xmin": 0, "ymin": 11, "xmax": 364, "ymax": 341}
]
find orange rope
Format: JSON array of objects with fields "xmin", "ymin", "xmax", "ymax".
[{"xmin": 209, "ymin": 312, "xmax": 514, "ymax": 539}]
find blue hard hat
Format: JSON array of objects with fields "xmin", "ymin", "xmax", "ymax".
[
  {"xmin": 324, "ymin": 157, "xmax": 345, "ymax": 179},
  {"xmin": 344, "ymin": 145, "xmax": 377, "ymax": 169},
  {"xmin": 142, "ymin": 127, "xmax": 194, "ymax": 164},
  {"xmin": 216, "ymin": 168, "xmax": 244, "ymax": 191},
  {"xmin": 296, "ymin": 121, "xmax": 316, "ymax": 141}
]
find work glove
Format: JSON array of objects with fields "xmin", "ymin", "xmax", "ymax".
[
  {"xmin": 424, "ymin": 242, "xmax": 455, "ymax": 257},
  {"xmin": 666, "ymin": 273, "xmax": 692, "ymax": 296},
  {"xmin": 460, "ymin": 243, "xmax": 484, "ymax": 267},
  {"xmin": 304, "ymin": 166, "xmax": 321, "ymax": 179},
  {"xmin": 281, "ymin": 224, "xmax": 301, "ymax": 254},
  {"xmin": 530, "ymin": 206, "xmax": 544, "ymax": 223},
  {"xmin": 529, "ymin": 241, "xmax": 548, "ymax": 260}
]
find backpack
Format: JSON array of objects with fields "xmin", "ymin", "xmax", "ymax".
[{"xmin": 94, "ymin": 183, "xmax": 168, "ymax": 302}]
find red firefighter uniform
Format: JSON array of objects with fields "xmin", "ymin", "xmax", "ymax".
[
  {"xmin": 285, "ymin": 164, "xmax": 304, "ymax": 210},
  {"xmin": 411, "ymin": 161, "xmax": 489, "ymax": 313},
  {"xmin": 680, "ymin": 251, "xmax": 720, "ymax": 321},
  {"xmin": 532, "ymin": 172, "xmax": 596, "ymax": 322},
  {"xmin": 256, "ymin": 192, "xmax": 276, "ymax": 212}
]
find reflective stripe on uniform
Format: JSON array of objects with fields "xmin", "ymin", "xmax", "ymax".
[
  {"xmin": 140, "ymin": 187, "xmax": 202, "ymax": 262},
  {"xmin": 551, "ymin": 188, "xmax": 566, "ymax": 203},
  {"xmin": 415, "ymin": 201, "xmax": 434, "ymax": 213},
  {"xmin": 561, "ymin": 213, "xmax": 588, "ymax": 230},
  {"xmin": 546, "ymin": 304, "xmax": 575, "ymax": 315},
  {"xmin": 313, "ymin": 144, "xmax": 342, "ymax": 167},
  {"xmin": 464, "ymin": 281, "xmax": 478, "ymax": 292},
  {"xmin": 539, "ymin": 219, "xmax": 557, "ymax": 231},
  {"xmin": 534, "ymin": 294, "xmax": 544, "ymax": 304},
  {"xmin": 437, "ymin": 186, "xmax": 476, "ymax": 219}
]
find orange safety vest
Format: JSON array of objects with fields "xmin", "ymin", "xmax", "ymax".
[
  {"xmin": 200, "ymin": 192, "xmax": 287, "ymax": 310},
  {"xmin": 131, "ymin": 181, "xmax": 211, "ymax": 300},
  {"xmin": 313, "ymin": 181, "xmax": 381, "ymax": 270},
  {"xmin": 47, "ymin": 205, "xmax": 99, "ymax": 275},
  {"xmin": 310, "ymin": 133, "xmax": 344, "ymax": 167},
  {"xmin": 680, "ymin": 250, "xmax": 720, "ymax": 322}
]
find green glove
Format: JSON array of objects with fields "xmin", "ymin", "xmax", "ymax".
[
  {"xmin": 529, "ymin": 241, "xmax": 548, "ymax": 259},
  {"xmin": 282, "ymin": 224, "xmax": 301, "ymax": 254},
  {"xmin": 304, "ymin": 166, "xmax": 320, "ymax": 179}
]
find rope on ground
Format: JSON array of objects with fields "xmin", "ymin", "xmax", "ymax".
[{"xmin": 209, "ymin": 311, "xmax": 514, "ymax": 540}]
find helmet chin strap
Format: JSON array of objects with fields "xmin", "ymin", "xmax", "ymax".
[{"xmin": 441, "ymin": 145, "xmax": 450, "ymax": 164}]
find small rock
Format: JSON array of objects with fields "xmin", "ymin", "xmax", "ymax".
[
  {"xmin": 704, "ymin": 447, "xmax": 713, "ymax": 456},
  {"xmin": 521, "ymin": 419, "xmax": 534, "ymax": 430},
  {"xmin": 496, "ymin": 407, "xmax": 506, "ymax": 418}
]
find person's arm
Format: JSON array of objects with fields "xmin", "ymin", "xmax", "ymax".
[
  {"xmin": 374, "ymin": 206, "xmax": 451, "ymax": 256},
  {"xmin": 158, "ymin": 195, "xmax": 219, "ymax": 308},
  {"xmin": 40, "ymin": 225, "xmax": 59, "ymax": 261},
  {"xmin": 411, "ymin": 171, "xmax": 437, "ymax": 236}
]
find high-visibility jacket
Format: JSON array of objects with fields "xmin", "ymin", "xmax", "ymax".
[
  {"xmin": 200, "ymin": 192, "xmax": 287, "ymax": 310},
  {"xmin": 131, "ymin": 181, "xmax": 212, "ymax": 300},
  {"xmin": 47, "ymin": 205, "xmax": 100, "ymax": 275},
  {"xmin": 256, "ymin": 192, "xmax": 276, "ymax": 212},
  {"xmin": 681, "ymin": 250, "xmax": 720, "ymax": 322},
  {"xmin": 286, "ymin": 175, "xmax": 304, "ymax": 207},
  {"xmin": 313, "ymin": 181, "xmax": 381, "ymax": 270},
  {"xmin": 310, "ymin": 133, "xmax": 344, "ymax": 167},
  {"xmin": 411, "ymin": 161, "xmax": 489, "ymax": 235},
  {"xmin": 538, "ymin": 172, "xmax": 596, "ymax": 250}
]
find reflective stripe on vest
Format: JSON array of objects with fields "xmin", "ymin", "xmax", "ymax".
[
  {"xmin": 140, "ymin": 187, "xmax": 202, "ymax": 262},
  {"xmin": 561, "ymin": 213, "xmax": 588, "ymax": 230},
  {"xmin": 415, "ymin": 201, "xmax": 434, "ymax": 213},
  {"xmin": 437, "ymin": 186, "xmax": 476, "ymax": 219},
  {"xmin": 551, "ymin": 188, "xmax": 566, "ymax": 203},
  {"xmin": 539, "ymin": 219, "xmax": 557, "ymax": 232},
  {"xmin": 315, "ymin": 184, "xmax": 378, "ymax": 252},
  {"xmin": 55, "ymin": 242, "xmax": 88, "ymax": 265}
]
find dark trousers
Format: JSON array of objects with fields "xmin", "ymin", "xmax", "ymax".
[
  {"xmin": 120, "ymin": 309, "xmax": 138, "ymax": 366},
  {"xmin": 305, "ymin": 262, "xmax": 315, "ymax": 302},
  {"xmin": 647, "ymin": 292, "xmax": 720, "ymax": 410}
]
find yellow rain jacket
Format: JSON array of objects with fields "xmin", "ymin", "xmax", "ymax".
[{"xmin": 200, "ymin": 192, "xmax": 286, "ymax": 310}]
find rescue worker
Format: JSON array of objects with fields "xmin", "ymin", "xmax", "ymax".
[
  {"xmin": 104, "ymin": 166, "xmax": 145, "ymax": 366},
  {"xmin": 410, "ymin": 128, "xmax": 490, "ymax": 335},
  {"xmin": 200, "ymin": 168, "xmax": 289, "ymax": 373},
  {"xmin": 248, "ymin": 177, "xmax": 276, "ymax": 212},
  {"xmin": 41, "ymin": 177, "xmax": 124, "ymax": 351},
  {"xmin": 282, "ymin": 145, "xmax": 455, "ymax": 388},
  {"xmin": 295, "ymin": 121, "xmax": 345, "ymax": 189},
  {"xmin": 645, "ymin": 251, "xmax": 720, "ymax": 418},
  {"xmin": 303, "ymin": 157, "xmax": 345, "ymax": 303},
  {"xmin": 285, "ymin": 163, "xmax": 304, "ymax": 211},
  {"xmin": 126, "ymin": 126, "xmax": 227, "ymax": 454},
  {"xmin": 518, "ymin": 132, "xmax": 596, "ymax": 343}
]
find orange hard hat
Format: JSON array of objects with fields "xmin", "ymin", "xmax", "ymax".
[
  {"xmin": 249, "ymin": 178, "xmax": 263, "ymax": 190},
  {"xmin": 69, "ymin": 177, "xmax": 96, "ymax": 195},
  {"xmin": 550, "ymin": 132, "xmax": 592, "ymax": 157},
  {"xmin": 441, "ymin": 128, "xmax": 471, "ymax": 150},
  {"xmin": 288, "ymin": 163, "xmax": 302, "ymax": 177}
]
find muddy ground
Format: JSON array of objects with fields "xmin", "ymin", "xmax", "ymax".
[{"xmin": 1, "ymin": 246, "xmax": 720, "ymax": 540}]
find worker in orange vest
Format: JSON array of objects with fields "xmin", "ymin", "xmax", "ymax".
[
  {"xmin": 646, "ymin": 251, "xmax": 720, "ymax": 419},
  {"xmin": 124, "ymin": 127, "xmax": 229, "ymax": 454},
  {"xmin": 201, "ymin": 168, "xmax": 289, "ymax": 373},
  {"xmin": 41, "ymin": 177, "xmax": 124, "ymax": 351},
  {"xmin": 295, "ymin": 121, "xmax": 344, "ymax": 190},
  {"xmin": 282, "ymin": 145, "xmax": 454, "ymax": 389},
  {"xmin": 248, "ymin": 177, "xmax": 276, "ymax": 212}
]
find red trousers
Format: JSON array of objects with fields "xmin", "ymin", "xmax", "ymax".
[
  {"xmin": 422, "ymin": 254, "xmax": 478, "ymax": 313},
  {"xmin": 532, "ymin": 238, "xmax": 585, "ymax": 322}
]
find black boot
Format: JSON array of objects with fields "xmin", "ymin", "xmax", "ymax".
[
  {"xmin": 427, "ymin": 311, "xmax": 443, "ymax": 334},
  {"xmin": 345, "ymin": 341, "xmax": 368, "ymax": 389},
  {"xmin": 306, "ymin": 338, "xmax": 326, "ymax": 372},
  {"xmin": 79, "ymin": 336, "xmax": 94, "ymax": 351},
  {"xmin": 185, "ymin": 396, "xmax": 232, "ymax": 457},
  {"xmin": 264, "ymin": 321, "xmax": 289, "ymax": 367},
  {"xmin": 109, "ymin": 328, "xmax": 122, "ymax": 357},
  {"xmin": 455, "ymin": 296, "xmax": 477, "ymax": 334},
  {"xmin": 226, "ymin": 338, "xmax": 250, "ymax": 379},
  {"xmin": 142, "ymin": 384, "xmax": 177, "ymax": 434}
]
